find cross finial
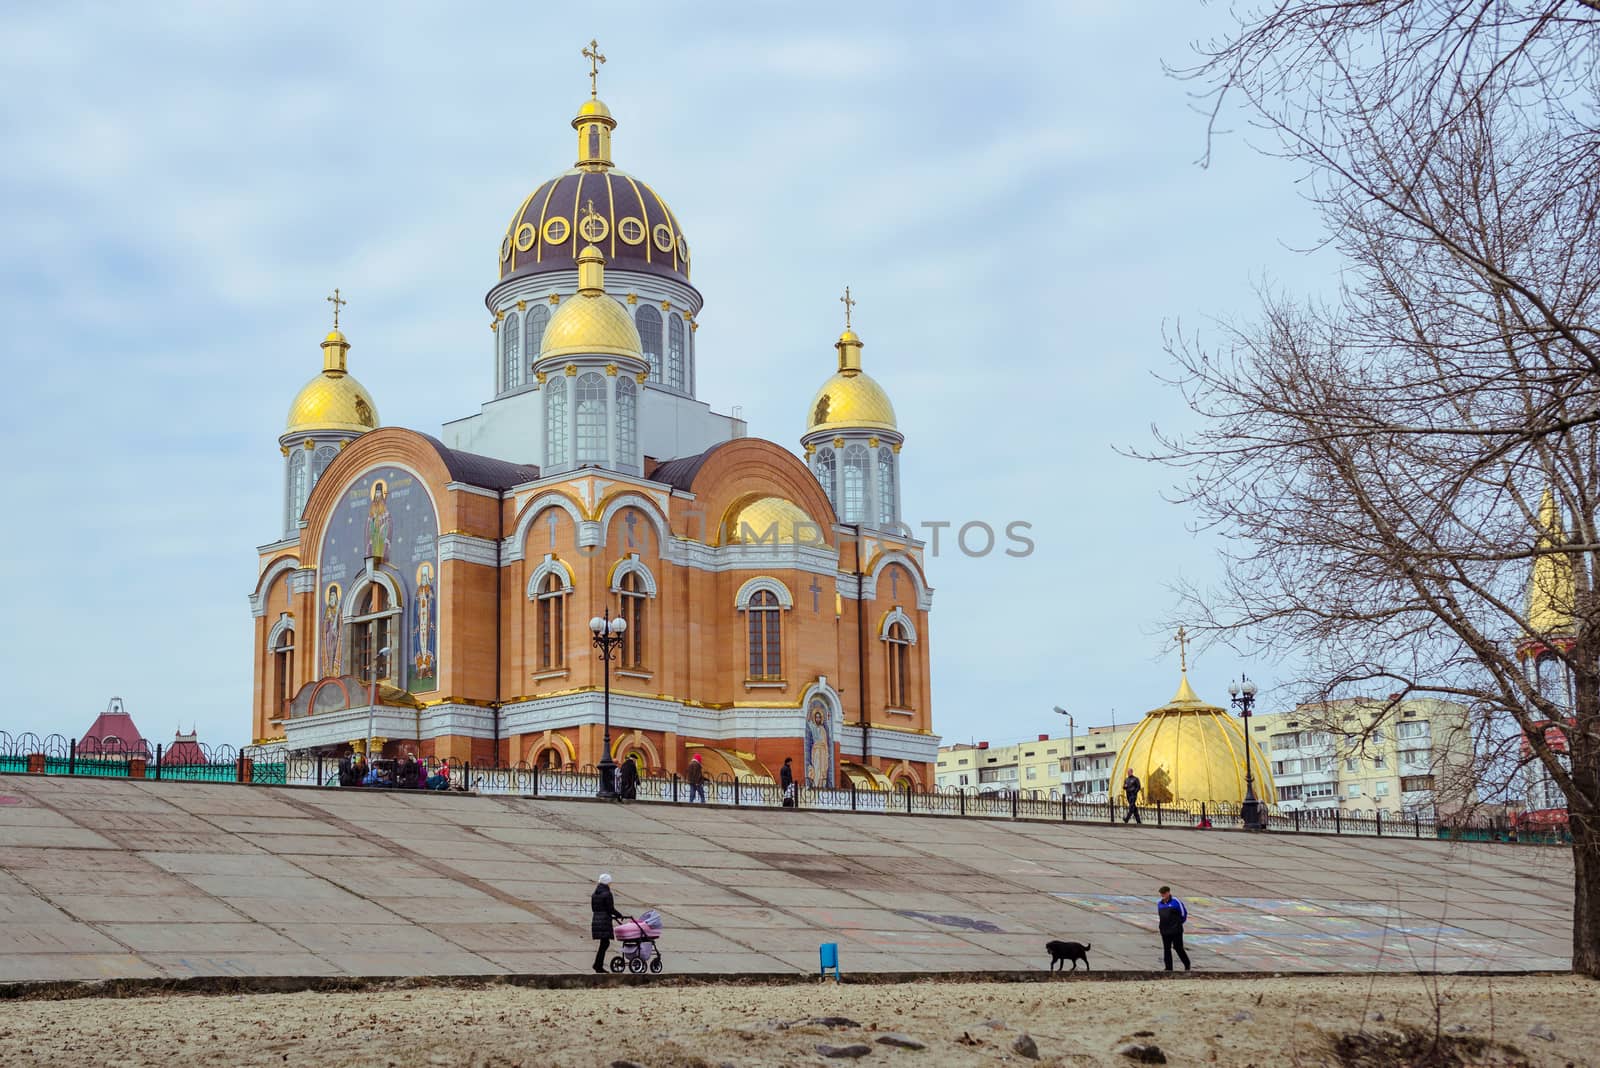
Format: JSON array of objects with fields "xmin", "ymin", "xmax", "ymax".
[
  {"xmin": 840, "ymin": 285, "xmax": 856, "ymax": 330},
  {"xmin": 583, "ymin": 38, "xmax": 606, "ymax": 98},
  {"xmin": 1175, "ymin": 626, "xmax": 1189, "ymax": 673},
  {"xmin": 325, "ymin": 287, "xmax": 347, "ymax": 330}
]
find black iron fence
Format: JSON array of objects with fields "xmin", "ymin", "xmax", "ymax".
[{"xmin": 0, "ymin": 732, "xmax": 1567, "ymax": 845}]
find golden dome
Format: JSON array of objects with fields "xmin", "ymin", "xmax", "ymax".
[
  {"xmin": 807, "ymin": 371, "xmax": 898, "ymax": 433},
  {"xmin": 538, "ymin": 246, "xmax": 642, "ymax": 361},
  {"xmin": 723, "ymin": 496, "xmax": 824, "ymax": 545},
  {"xmin": 575, "ymin": 96, "xmax": 613, "ymax": 121},
  {"xmin": 1526, "ymin": 488, "xmax": 1574, "ymax": 637},
  {"xmin": 285, "ymin": 330, "xmax": 378, "ymax": 434},
  {"xmin": 1109, "ymin": 674, "xmax": 1277, "ymax": 806}
]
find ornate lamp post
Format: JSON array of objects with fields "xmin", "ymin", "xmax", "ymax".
[
  {"xmin": 1228, "ymin": 675, "xmax": 1267, "ymax": 830},
  {"xmin": 589, "ymin": 608, "xmax": 628, "ymax": 800}
]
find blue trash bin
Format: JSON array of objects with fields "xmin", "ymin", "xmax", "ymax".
[{"xmin": 819, "ymin": 941, "xmax": 841, "ymax": 981}]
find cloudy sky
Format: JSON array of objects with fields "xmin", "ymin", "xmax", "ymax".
[{"xmin": 0, "ymin": 2, "xmax": 1338, "ymax": 750}]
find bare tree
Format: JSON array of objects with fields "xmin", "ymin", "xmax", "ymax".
[{"xmin": 1148, "ymin": 2, "xmax": 1600, "ymax": 974}]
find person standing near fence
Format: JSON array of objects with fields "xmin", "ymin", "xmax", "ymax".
[
  {"xmin": 1123, "ymin": 770, "xmax": 1143, "ymax": 824},
  {"xmin": 591, "ymin": 873, "xmax": 624, "ymax": 973},
  {"xmin": 780, "ymin": 756, "xmax": 796, "ymax": 807},
  {"xmin": 1156, "ymin": 885, "xmax": 1191, "ymax": 972},
  {"xmin": 686, "ymin": 752, "xmax": 706, "ymax": 803},
  {"xmin": 618, "ymin": 753, "xmax": 639, "ymax": 800}
]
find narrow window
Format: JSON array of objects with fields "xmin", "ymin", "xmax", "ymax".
[
  {"xmin": 619, "ymin": 570, "xmax": 647, "ymax": 669},
  {"xmin": 636, "ymin": 305, "xmax": 662, "ymax": 381},
  {"xmin": 287, "ymin": 451, "xmax": 308, "ymax": 530},
  {"xmin": 538, "ymin": 572, "xmax": 566, "ymax": 669},
  {"xmin": 747, "ymin": 589, "xmax": 781, "ymax": 680},
  {"xmin": 588, "ymin": 124, "xmax": 600, "ymax": 158},
  {"xmin": 667, "ymin": 314, "xmax": 685, "ymax": 390},
  {"xmin": 312, "ymin": 445, "xmax": 337, "ymax": 485},
  {"xmin": 842, "ymin": 444, "xmax": 868, "ymax": 522},
  {"xmin": 886, "ymin": 621, "xmax": 911, "ymax": 708},
  {"xmin": 503, "ymin": 311, "xmax": 522, "ymax": 390},
  {"xmin": 545, "ymin": 378, "xmax": 569, "ymax": 466},
  {"xmin": 814, "ymin": 447, "xmax": 837, "ymax": 509},
  {"xmin": 877, "ymin": 447, "xmax": 896, "ymax": 526},
  {"xmin": 616, "ymin": 375, "xmax": 637, "ymax": 470},
  {"xmin": 524, "ymin": 305, "xmax": 549, "ymax": 378},
  {"xmin": 575, "ymin": 372, "xmax": 608, "ymax": 464},
  {"xmin": 686, "ymin": 316, "xmax": 695, "ymax": 394},
  {"xmin": 274, "ymin": 630, "xmax": 295, "ymax": 712}
]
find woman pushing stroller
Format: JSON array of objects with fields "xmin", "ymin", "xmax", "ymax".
[{"xmin": 591, "ymin": 873, "xmax": 624, "ymax": 973}]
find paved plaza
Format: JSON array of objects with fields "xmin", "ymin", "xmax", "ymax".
[{"xmin": 0, "ymin": 776, "xmax": 1573, "ymax": 983}]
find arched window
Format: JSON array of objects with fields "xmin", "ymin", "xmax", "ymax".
[
  {"xmin": 588, "ymin": 125, "xmax": 601, "ymax": 159},
  {"xmin": 616, "ymin": 375, "xmax": 637, "ymax": 471},
  {"xmin": 575, "ymin": 372, "xmax": 608, "ymax": 464},
  {"xmin": 619, "ymin": 570, "xmax": 647, "ymax": 669},
  {"xmin": 274, "ymin": 628, "xmax": 295, "ymax": 712},
  {"xmin": 814, "ymin": 447, "xmax": 837, "ymax": 510},
  {"xmin": 536, "ymin": 745, "xmax": 565, "ymax": 771},
  {"xmin": 842, "ymin": 444, "xmax": 869, "ymax": 523},
  {"xmin": 524, "ymin": 305, "xmax": 549, "ymax": 379},
  {"xmin": 746, "ymin": 589, "xmax": 782, "ymax": 680},
  {"xmin": 686, "ymin": 318, "xmax": 695, "ymax": 394},
  {"xmin": 312, "ymin": 445, "xmax": 337, "ymax": 484},
  {"xmin": 537, "ymin": 571, "xmax": 566, "ymax": 669},
  {"xmin": 886, "ymin": 621, "xmax": 912, "ymax": 708},
  {"xmin": 636, "ymin": 305, "xmax": 662, "ymax": 381},
  {"xmin": 545, "ymin": 378, "xmax": 568, "ymax": 467},
  {"xmin": 287, "ymin": 451, "xmax": 308, "ymax": 530},
  {"xmin": 348, "ymin": 582, "xmax": 401, "ymax": 688},
  {"xmin": 667, "ymin": 314, "xmax": 685, "ymax": 390},
  {"xmin": 877, "ymin": 447, "xmax": 897, "ymax": 527},
  {"xmin": 502, "ymin": 311, "xmax": 522, "ymax": 391}
]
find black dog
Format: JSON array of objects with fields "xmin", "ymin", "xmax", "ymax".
[{"xmin": 1045, "ymin": 940, "xmax": 1092, "ymax": 972}]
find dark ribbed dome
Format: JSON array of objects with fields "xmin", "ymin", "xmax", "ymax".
[{"xmin": 497, "ymin": 168, "xmax": 690, "ymax": 287}]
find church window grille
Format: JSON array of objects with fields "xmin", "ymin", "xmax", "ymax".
[
  {"xmin": 545, "ymin": 378, "xmax": 569, "ymax": 466},
  {"xmin": 636, "ymin": 305, "xmax": 662, "ymax": 381},
  {"xmin": 274, "ymin": 630, "xmax": 295, "ymax": 714},
  {"xmin": 814, "ymin": 447, "xmax": 837, "ymax": 509},
  {"xmin": 287, "ymin": 451, "xmax": 308, "ymax": 529},
  {"xmin": 885, "ymin": 621, "xmax": 911, "ymax": 708},
  {"xmin": 579, "ymin": 207, "xmax": 609, "ymax": 242},
  {"xmin": 575, "ymin": 372, "xmax": 608, "ymax": 464},
  {"xmin": 618, "ymin": 217, "xmax": 645, "ymax": 245},
  {"xmin": 524, "ymin": 305, "xmax": 548, "ymax": 378},
  {"xmin": 842, "ymin": 444, "xmax": 868, "ymax": 522},
  {"xmin": 502, "ymin": 311, "xmax": 521, "ymax": 390},
  {"xmin": 877, "ymin": 447, "xmax": 896, "ymax": 526},
  {"xmin": 616, "ymin": 375, "xmax": 637, "ymax": 470},
  {"xmin": 667, "ymin": 314, "xmax": 685, "ymax": 390},
  {"xmin": 348, "ymin": 582, "xmax": 400, "ymax": 689},
  {"xmin": 619, "ymin": 571, "xmax": 647, "ymax": 669},
  {"xmin": 537, "ymin": 572, "xmax": 566, "ymax": 669},
  {"xmin": 746, "ymin": 589, "xmax": 782, "ymax": 680},
  {"xmin": 543, "ymin": 217, "xmax": 569, "ymax": 245}
]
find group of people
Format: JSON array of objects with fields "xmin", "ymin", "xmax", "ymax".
[{"xmin": 336, "ymin": 752, "xmax": 451, "ymax": 790}]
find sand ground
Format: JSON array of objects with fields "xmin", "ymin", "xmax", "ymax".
[{"xmin": 1, "ymin": 974, "xmax": 1594, "ymax": 1067}]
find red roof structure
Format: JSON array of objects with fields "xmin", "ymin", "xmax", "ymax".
[
  {"xmin": 163, "ymin": 729, "xmax": 205, "ymax": 765},
  {"xmin": 78, "ymin": 696, "xmax": 150, "ymax": 755}
]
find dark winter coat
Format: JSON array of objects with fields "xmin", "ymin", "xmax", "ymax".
[
  {"xmin": 337, "ymin": 756, "xmax": 356, "ymax": 788},
  {"xmin": 591, "ymin": 884, "xmax": 622, "ymax": 940},
  {"xmin": 1124, "ymin": 774, "xmax": 1142, "ymax": 801},
  {"xmin": 686, "ymin": 760, "xmax": 704, "ymax": 786},
  {"xmin": 780, "ymin": 761, "xmax": 795, "ymax": 790},
  {"xmin": 619, "ymin": 759, "xmax": 639, "ymax": 800}
]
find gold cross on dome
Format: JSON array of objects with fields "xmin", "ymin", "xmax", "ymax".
[
  {"xmin": 325, "ymin": 287, "xmax": 347, "ymax": 330},
  {"xmin": 1175, "ymin": 626, "xmax": 1189, "ymax": 673},
  {"xmin": 840, "ymin": 285, "xmax": 856, "ymax": 330},
  {"xmin": 583, "ymin": 38, "xmax": 606, "ymax": 97}
]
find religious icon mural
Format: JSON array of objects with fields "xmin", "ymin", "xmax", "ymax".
[
  {"xmin": 804, "ymin": 695, "xmax": 835, "ymax": 788},
  {"xmin": 321, "ymin": 583, "xmax": 342, "ymax": 677},
  {"xmin": 318, "ymin": 466, "xmax": 439, "ymax": 693},
  {"xmin": 412, "ymin": 561, "xmax": 437, "ymax": 689}
]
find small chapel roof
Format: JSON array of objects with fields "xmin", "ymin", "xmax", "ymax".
[
  {"xmin": 163, "ymin": 729, "xmax": 206, "ymax": 765},
  {"xmin": 79, "ymin": 697, "xmax": 149, "ymax": 754}
]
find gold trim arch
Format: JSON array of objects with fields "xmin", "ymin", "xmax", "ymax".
[{"xmin": 1109, "ymin": 675, "xmax": 1278, "ymax": 807}]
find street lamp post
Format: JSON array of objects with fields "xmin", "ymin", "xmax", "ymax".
[
  {"xmin": 1228, "ymin": 675, "xmax": 1267, "ymax": 830},
  {"xmin": 365, "ymin": 631, "xmax": 390, "ymax": 760},
  {"xmin": 1053, "ymin": 706, "xmax": 1075, "ymax": 797},
  {"xmin": 589, "ymin": 607, "xmax": 628, "ymax": 800}
]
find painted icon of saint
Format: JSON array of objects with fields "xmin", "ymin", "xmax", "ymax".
[
  {"xmin": 368, "ymin": 480, "xmax": 392, "ymax": 561},
  {"xmin": 806, "ymin": 701, "xmax": 833, "ymax": 788},
  {"xmin": 321, "ymin": 584, "xmax": 342, "ymax": 677},
  {"xmin": 413, "ymin": 561, "xmax": 436, "ymax": 680}
]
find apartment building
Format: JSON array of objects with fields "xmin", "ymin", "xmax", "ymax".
[{"xmin": 936, "ymin": 724, "xmax": 1136, "ymax": 798}]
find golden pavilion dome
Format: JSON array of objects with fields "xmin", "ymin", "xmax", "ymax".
[
  {"xmin": 284, "ymin": 329, "xmax": 379, "ymax": 434},
  {"xmin": 538, "ymin": 244, "xmax": 643, "ymax": 361},
  {"xmin": 807, "ymin": 329, "xmax": 898, "ymax": 433},
  {"xmin": 722, "ymin": 496, "xmax": 824, "ymax": 545},
  {"xmin": 1109, "ymin": 673, "xmax": 1277, "ymax": 807}
]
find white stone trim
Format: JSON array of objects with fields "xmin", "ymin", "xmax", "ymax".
[
  {"xmin": 608, "ymin": 553, "xmax": 658, "ymax": 596},
  {"xmin": 499, "ymin": 691, "xmax": 810, "ymax": 742},
  {"xmin": 439, "ymin": 532, "xmax": 499, "ymax": 567},
  {"xmin": 839, "ymin": 725, "xmax": 940, "ymax": 763},
  {"xmin": 879, "ymin": 606, "xmax": 919, "ymax": 643},
  {"xmin": 837, "ymin": 551, "xmax": 934, "ymax": 611},
  {"xmin": 504, "ymin": 491, "xmax": 587, "ymax": 563},
  {"xmin": 419, "ymin": 704, "xmax": 498, "ymax": 740},
  {"xmin": 444, "ymin": 481, "xmax": 503, "ymax": 500},
  {"xmin": 670, "ymin": 539, "xmax": 839, "ymax": 576},
  {"xmin": 266, "ymin": 613, "xmax": 296, "ymax": 648},
  {"xmin": 255, "ymin": 535, "xmax": 300, "ymax": 556},
  {"xmin": 596, "ymin": 491, "xmax": 671, "ymax": 551},
  {"xmin": 289, "ymin": 568, "xmax": 318, "ymax": 594},
  {"xmin": 250, "ymin": 556, "xmax": 301, "ymax": 618},
  {"xmin": 527, "ymin": 553, "xmax": 575, "ymax": 597},
  {"xmin": 342, "ymin": 568, "xmax": 404, "ymax": 617},
  {"xmin": 735, "ymin": 576, "xmax": 793, "ymax": 610}
]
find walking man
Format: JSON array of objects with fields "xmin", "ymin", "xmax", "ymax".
[
  {"xmin": 686, "ymin": 752, "xmax": 706, "ymax": 803},
  {"xmin": 1123, "ymin": 770, "xmax": 1143, "ymax": 824},
  {"xmin": 1157, "ymin": 885, "xmax": 1191, "ymax": 972},
  {"xmin": 591, "ymin": 873, "xmax": 624, "ymax": 973},
  {"xmin": 780, "ymin": 756, "xmax": 796, "ymax": 807}
]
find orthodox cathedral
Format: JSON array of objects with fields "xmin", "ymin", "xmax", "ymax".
[{"xmin": 248, "ymin": 47, "xmax": 937, "ymax": 788}]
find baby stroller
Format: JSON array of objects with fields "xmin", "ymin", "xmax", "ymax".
[{"xmin": 609, "ymin": 909, "xmax": 665, "ymax": 974}]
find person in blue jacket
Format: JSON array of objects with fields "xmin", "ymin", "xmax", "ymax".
[{"xmin": 1157, "ymin": 885, "xmax": 1191, "ymax": 971}]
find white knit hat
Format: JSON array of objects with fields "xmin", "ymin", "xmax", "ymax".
[{"xmin": 598, "ymin": 873, "xmax": 612, "ymax": 885}]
